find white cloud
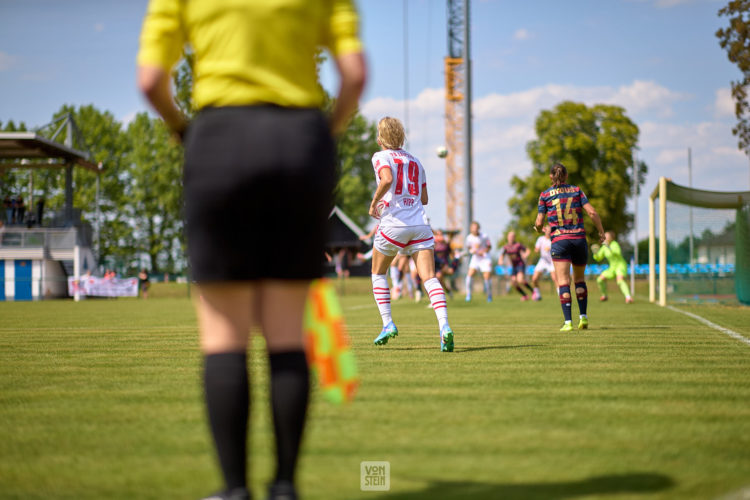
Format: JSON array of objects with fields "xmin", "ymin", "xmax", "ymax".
[
  {"xmin": 626, "ymin": 0, "xmax": 709, "ymax": 7},
  {"xmin": 0, "ymin": 51, "xmax": 16, "ymax": 71},
  {"xmin": 654, "ymin": 148, "xmax": 687, "ymax": 165},
  {"xmin": 513, "ymin": 28, "xmax": 532, "ymax": 41},
  {"xmin": 655, "ymin": 0, "xmax": 697, "ymax": 7},
  {"xmin": 714, "ymin": 87, "xmax": 734, "ymax": 118},
  {"xmin": 473, "ymin": 80, "xmax": 688, "ymax": 120}
]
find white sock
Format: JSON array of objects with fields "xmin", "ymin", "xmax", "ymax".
[
  {"xmin": 425, "ymin": 277, "xmax": 449, "ymax": 330},
  {"xmin": 484, "ymin": 279, "xmax": 492, "ymax": 298},
  {"xmin": 465, "ymin": 274, "xmax": 472, "ymax": 296},
  {"xmin": 372, "ymin": 274, "xmax": 392, "ymax": 326}
]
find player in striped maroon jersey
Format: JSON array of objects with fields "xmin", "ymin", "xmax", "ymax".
[{"xmin": 535, "ymin": 163, "xmax": 605, "ymax": 332}]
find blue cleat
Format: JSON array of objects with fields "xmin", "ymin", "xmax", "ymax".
[
  {"xmin": 374, "ymin": 321, "xmax": 398, "ymax": 345},
  {"xmin": 487, "ymin": 296, "xmax": 493, "ymax": 303},
  {"xmin": 465, "ymin": 294, "xmax": 472, "ymax": 302},
  {"xmin": 440, "ymin": 325, "xmax": 454, "ymax": 352}
]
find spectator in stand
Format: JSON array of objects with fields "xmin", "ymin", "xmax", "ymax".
[
  {"xmin": 16, "ymin": 196, "xmax": 25, "ymax": 225},
  {"xmin": 10, "ymin": 196, "xmax": 17, "ymax": 225},
  {"xmin": 3, "ymin": 195, "xmax": 11, "ymax": 224}
]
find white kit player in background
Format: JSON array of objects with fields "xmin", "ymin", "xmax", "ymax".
[
  {"xmin": 368, "ymin": 117, "xmax": 455, "ymax": 352},
  {"xmin": 531, "ymin": 224, "xmax": 558, "ymax": 300},
  {"xmin": 465, "ymin": 221, "xmax": 493, "ymax": 302}
]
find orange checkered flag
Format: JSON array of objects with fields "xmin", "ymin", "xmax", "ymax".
[{"xmin": 304, "ymin": 279, "xmax": 359, "ymax": 404}]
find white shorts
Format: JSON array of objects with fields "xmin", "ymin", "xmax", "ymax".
[
  {"xmin": 468, "ymin": 254, "xmax": 492, "ymax": 273},
  {"xmin": 534, "ymin": 259, "xmax": 555, "ymax": 274},
  {"xmin": 374, "ymin": 225, "xmax": 434, "ymax": 257}
]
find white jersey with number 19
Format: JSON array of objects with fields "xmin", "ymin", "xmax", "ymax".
[{"xmin": 372, "ymin": 149, "xmax": 429, "ymax": 227}]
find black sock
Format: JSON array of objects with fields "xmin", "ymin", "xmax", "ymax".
[
  {"xmin": 559, "ymin": 285, "xmax": 572, "ymax": 322},
  {"xmin": 204, "ymin": 353, "xmax": 249, "ymax": 491},
  {"xmin": 575, "ymin": 281, "xmax": 588, "ymax": 316},
  {"xmin": 269, "ymin": 350, "xmax": 310, "ymax": 484},
  {"xmin": 515, "ymin": 285, "xmax": 526, "ymax": 296},
  {"xmin": 524, "ymin": 282, "xmax": 534, "ymax": 293}
]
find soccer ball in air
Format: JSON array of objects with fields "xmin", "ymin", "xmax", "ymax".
[{"xmin": 436, "ymin": 146, "xmax": 448, "ymax": 158}]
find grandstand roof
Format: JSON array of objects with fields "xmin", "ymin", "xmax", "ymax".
[
  {"xmin": 328, "ymin": 206, "xmax": 367, "ymax": 249},
  {"xmin": 0, "ymin": 132, "xmax": 99, "ymax": 172}
]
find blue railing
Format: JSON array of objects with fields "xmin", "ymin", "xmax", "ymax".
[{"xmin": 494, "ymin": 263, "xmax": 736, "ymax": 276}]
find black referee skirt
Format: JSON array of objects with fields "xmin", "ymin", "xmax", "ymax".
[{"xmin": 183, "ymin": 105, "xmax": 335, "ymax": 282}]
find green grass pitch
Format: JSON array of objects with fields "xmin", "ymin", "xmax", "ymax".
[{"xmin": 1, "ymin": 280, "xmax": 749, "ymax": 499}]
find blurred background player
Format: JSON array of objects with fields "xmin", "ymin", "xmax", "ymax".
[
  {"xmin": 530, "ymin": 224, "xmax": 557, "ymax": 300},
  {"xmin": 464, "ymin": 221, "xmax": 493, "ymax": 302},
  {"xmin": 369, "ymin": 117, "xmax": 454, "ymax": 352},
  {"xmin": 433, "ymin": 229, "xmax": 454, "ymax": 299},
  {"xmin": 592, "ymin": 231, "xmax": 633, "ymax": 304},
  {"xmin": 137, "ymin": 1, "xmax": 365, "ymax": 499},
  {"xmin": 534, "ymin": 163, "xmax": 604, "ymax": 332},
  {"xmin": 500, "ymin": 230, "xmax": 533, "ymax": 301}
]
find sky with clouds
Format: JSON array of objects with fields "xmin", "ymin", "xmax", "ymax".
[{"xmin": 0, "ymin": 0, "xmax": 747, "ymax": 244}]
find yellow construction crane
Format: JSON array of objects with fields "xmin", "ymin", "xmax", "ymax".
[{"xmin": 443, "ymin": 0, "xmax": 472, "ymax": 233}]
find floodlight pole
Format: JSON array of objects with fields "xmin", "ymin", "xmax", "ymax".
[
  {"xmin": 64, "ymin": 116, "xmax": 74, "ymax": 226},
  {"xmin": 688, "ymin": 148, "xmax": 694, "ymax": 264},
  {"xmin": 631, "ymin": 152, "xmax": 638, "ymax": 297}
]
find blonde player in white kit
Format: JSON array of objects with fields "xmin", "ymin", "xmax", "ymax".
[
  {"xmin": 369, "ymin": 117, "xmax": 454, "ymax": 352},
  {"xmin": 531, "ymin": 224, "xmax": 557, "ymax": 300},
  {"xmin": 465, "ymin": 221, "xmax": 493, "ymax": 302}
]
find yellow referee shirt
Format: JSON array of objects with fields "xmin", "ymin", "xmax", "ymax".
[{"xmin": 137, "ymin": 0, "xmax": 363, "ymax": 110}]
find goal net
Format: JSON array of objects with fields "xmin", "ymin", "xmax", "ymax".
[{"xmin": 648, "ymin": 178, "xmax": 750, "ymax": 306}]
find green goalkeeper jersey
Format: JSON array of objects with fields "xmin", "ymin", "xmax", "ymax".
[{"xmin": 593, "ymin": 241, "xmax": 628, "ymax": 269}]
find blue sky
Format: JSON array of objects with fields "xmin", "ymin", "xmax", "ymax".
[{"xmin": 0, "ymin": 0, "xmax": 746, "ymax": 244}]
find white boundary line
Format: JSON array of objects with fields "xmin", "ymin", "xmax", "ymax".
[{"xmin": 666, "ymin": 305, "xmax": 750, "ymax": 347}]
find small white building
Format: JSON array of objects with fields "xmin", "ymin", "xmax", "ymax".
[
  {"xmin": 0, "ymin": 123, "xmax": 102, "ymax": 300},
  {"xmin": 0, "ymin": 228, "xmax": 96, "ymax": 300}
]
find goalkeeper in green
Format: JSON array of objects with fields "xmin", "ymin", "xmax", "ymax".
[{"xmin": 591, "ymin": 231, "xmax": 633, "ymax": 304}]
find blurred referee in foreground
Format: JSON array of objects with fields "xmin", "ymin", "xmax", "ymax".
[{"xmin": 137, "ymin": 1, "xmax": 366, "ymax": 498}]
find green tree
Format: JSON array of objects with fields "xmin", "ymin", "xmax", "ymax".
[
  {"xmin": 173, "ymin": 48, "xmax": 195, "ymax": 119},
  {"xmin": 508, "ymin": 101, "xmax": 647, "ymax": 245},
  {"xmin": 333, "ymin": 110, "xmax": 378, "ymax": 226},
  {"xmin": 42, "ymin": 105, "xmax": 132, "ymax": 265},
  {"xmin": 124, "ymin": 113, "xmax": 184, "ymax": 274},
  {"xmin": 0, "ymin": 120, "xmax": 29, "ymax": 201},
  {"xmin": 717, "ymin": 0, "xmax": 750, "ymax": 154}
]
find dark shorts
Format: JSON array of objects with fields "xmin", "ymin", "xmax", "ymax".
[
  {"xmin": 183, "ymin": 106, "xmax": 335, "ymax": 282},
  {"xmin": 511, "ymin": 262, "xmax": 526, "ymax": 275},
  {"xmin": 551, "ymin": 238, "xmax": 588, "ymax": 267}
]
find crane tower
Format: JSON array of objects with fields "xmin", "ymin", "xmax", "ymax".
[{"xmin": 444, "ymin": 0, "xmax": 472, "ymax": 232}]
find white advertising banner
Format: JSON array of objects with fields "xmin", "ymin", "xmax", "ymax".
[{"xmin": 67, "ymin": 276, "xmax": 139, "ymax": 298}]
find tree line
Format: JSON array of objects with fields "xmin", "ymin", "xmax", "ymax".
[{"xmin": 1, "ymin": 78, "xmax": 378, "ymax": 276}]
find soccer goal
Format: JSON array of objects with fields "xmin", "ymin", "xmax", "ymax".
[{"xmin": 648, "ymin": 176, "xmax": 750, "ymax": 306}]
